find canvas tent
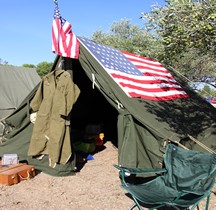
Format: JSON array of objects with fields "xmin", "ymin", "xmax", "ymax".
[
  {"xmin": 0, "ymin": 37, "xmax": 216, "ymax": 176},
  {"xmin": 0, "ymin": 65, "xmax": 41, "ymax": 120}
]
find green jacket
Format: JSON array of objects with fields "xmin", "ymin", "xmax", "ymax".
[{"xmin": 28, "ymin": 69, "xmax": 80, "ymax": 167}]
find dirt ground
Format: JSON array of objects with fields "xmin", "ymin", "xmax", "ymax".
[{"xmin": 0, "ymin": 141, "xmax": 215, "ymax": 210}]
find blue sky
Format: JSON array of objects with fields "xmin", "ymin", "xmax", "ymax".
[{"xmin": 0, "ymin": 0, "xmax": 165, "ymax": 66}]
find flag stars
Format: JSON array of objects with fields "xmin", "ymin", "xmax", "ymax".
[
  {"xmin": 110, "ymin": 65, "xmax": 115, "ymax": 70},
  {"xmin": 79, "ymin": 37, "xmax": 143, "ymax": 76}
]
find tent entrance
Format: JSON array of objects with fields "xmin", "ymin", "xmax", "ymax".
[{"xmin": 65, "ymin": 58, "xmax": 118, "ymax": 147}]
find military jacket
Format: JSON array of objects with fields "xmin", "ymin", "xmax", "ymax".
[{"xmin": 28, "ymin": 69, "xmax": 80, "ymax": 167}]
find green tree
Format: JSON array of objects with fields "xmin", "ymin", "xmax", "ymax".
[
  {"xmin": 22, "ymin": 64, "xmax": 36, "ymax": 68},
  {"xmin": 92, "ymin": 19, "xmax": 164, "ymax": 60},
  {"xmin": 36, "ymin": 61, "xmax": 53, "ymax": 78},
  {"xmin": 141, "ymin": 0, "xmax": 216, "ymax": 86},
  {"xmin": 198, "ymin": 85, "xmax": 216, "ymax": 98}
]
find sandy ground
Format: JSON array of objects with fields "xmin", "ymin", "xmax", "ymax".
[{"xmin": 0, "ymin": 141, "xmax": 215, "ymax": 210}]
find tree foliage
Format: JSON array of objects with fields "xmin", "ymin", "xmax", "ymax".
[
  {"xmin": 36, "ymin": 61, "xmax": 53, "ymax": 78},
  {"xmin": 22, "ymin": 64, "xmax": 36, "ymax": 68},
  {"xmin": 141, "ymin": 0, "xmax": 216, "ymax": 86},
  {"xmin": 92, "ymin": 19, "xmax": 164, "ymax": 60},
  {"xmin": 198, "ymin": 85, "xmax": 216, "ymax": 98}
]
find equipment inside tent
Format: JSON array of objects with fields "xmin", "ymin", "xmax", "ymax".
[
  {"xmin": 0, "ymin": 66, "xmax": 41, "ymax": 120},
  {"xmin": 0, "ymin": 37, "xmax": 216, "ymax": 176}
]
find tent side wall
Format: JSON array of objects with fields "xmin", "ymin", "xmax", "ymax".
[
  {"xmin": 0, "ymin": 66, "xmax": 41, "ymax": 120},
  {"xmin": 78, "ymin": 39, "xmax": 216, "ymax": 168},
  {"xmin": 78, "ymin": 42, "xmax": 168, "ymax": 169},
  {"xmin": 117, "ymin": 114, "xmax": 165, "ymax": 168}
]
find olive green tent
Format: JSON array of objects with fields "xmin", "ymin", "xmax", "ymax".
[
  {"xmin": 0, "ymin": 37, "xmax": 216, "ymax": 176},
  {"xmin": 0, "ymin": 66, "xmax": 41, "ymax": 120}
]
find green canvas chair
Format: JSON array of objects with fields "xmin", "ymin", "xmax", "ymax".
[{"xmin": 114, "ymin": 144, "xmax": 216, "ymax": 210}]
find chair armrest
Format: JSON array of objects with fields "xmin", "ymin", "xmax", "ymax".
[
  {"xmin": 113, "ymin": 164, "xmax": 166, "ymax": 186},
  {"xmin": 113, "ymin": 164, "xmax": 166, "ymax": 175}
]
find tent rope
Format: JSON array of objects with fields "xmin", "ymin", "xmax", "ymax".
[
  {"xmin": 168, "ymin": 66, "xmax": 213, "ymax": 98},
  {"xmin": 167, "ymin": 66, "xmax": 215, "ymax": 154},
  {"xmin": 188, "ymin": 135, "xmax": 216, "ymax": 154},
  {"xmin": 173, "ymin": 141, "xmax": 189, "ymax": 150}
]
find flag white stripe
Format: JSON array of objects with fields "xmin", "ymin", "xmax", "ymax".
[
  {"xmin": 113, "ymin": 78, "xmax": 183, "ymax": 89},
  {"xmin": 139, "ymin": 69, "xmax": 173, "ymax": 77},
  {"xmin": 71, "ymin": 34, "xmax": 78, "ymax": 57},
  {"xmin": 131, "ymin": 61, "xmax": 168, "ymax": 72},
  {"xmin": 108, "ymin": 69, "xmax": 177, "ymax": 83},
  {"xmin": 123, "ymin": 87, "xmax": 187, "ymax": 97},
  {"xmin": 123, "ymin": 53, "xmax": 162, "ymax": 65},
  {"xmin": 79, "ymin": 37, "xmax": 189, "ymax": 100}
]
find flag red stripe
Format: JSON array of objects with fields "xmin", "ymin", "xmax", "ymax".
[
  {"xmin": 111, "ymin": 73, "xmax": 179, "ymax": 85},
  {"xmin": 121, "ymin": 51, "xmax": 189, "ymax": 100},
  {"xmin": 119, "ymin": 82, "xmax": 185, "ymax": 93},
  {"xmin": 78, "ymin": 37, "xmax": 189, "ymax": 101},
  {"xmin": 129, "ymin": 92, "xmax": 189, "ymax": 101},
  {"xmin": 52, "ymin": 17, "xmax": 79, "ymax": 58}
]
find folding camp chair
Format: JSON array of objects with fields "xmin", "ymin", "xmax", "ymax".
[{"xmin": 114, "ymin": 144, "xmax": 216, "ymax": 210}]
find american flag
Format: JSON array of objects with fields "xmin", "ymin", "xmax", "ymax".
[
  {"xmin": 52, "ymin": 0, "xmax": 79, "ymax": 59},
  {"xmin": 78, "ymin": 37, "xmax": 189, "ymax": 101}
]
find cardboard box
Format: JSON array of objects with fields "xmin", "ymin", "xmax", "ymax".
[{"xmin": 2, "ymin": 154, "xmax": 18, "ymax": 165}]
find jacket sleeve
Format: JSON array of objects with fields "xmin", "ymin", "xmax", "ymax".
[{"xmin": 30, "ymin": 79, "xmax": 44, "ymax": 112}]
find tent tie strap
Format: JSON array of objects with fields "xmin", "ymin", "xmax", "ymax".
[
  {"xmin": 27, "ymin": 100, "xmax": 30, "ymax": 119},
  {"xmin": 116, "ymin": 100, "xmax": 123, "ymax": 109},
  {"xmin": 91, "ymin": 73, "xmax": 95, "ymax": 89},
  {"xmin": 188, "ymin": 135, "xmax": 216, "ymax": 154},
  {"xmin": 91, "ymin": 73, "xmax": 99, "ymax": 89}
]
